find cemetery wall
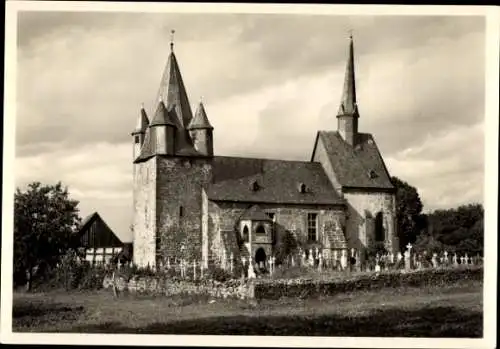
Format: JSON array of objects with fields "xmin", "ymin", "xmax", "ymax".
[{"xmin": 101, "ymin": 266, "xmax": 482, "ymax": 300}]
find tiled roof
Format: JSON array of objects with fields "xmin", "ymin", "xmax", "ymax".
[
  {"xmin": 240, "ymin": 204, "xmax": 272, "ymax": 221},
  {"xmin": 207, "ymin": 156, "xmax": 345, "ymax": 205},
  {"xmin": 312, "ymin": 131, "xmax": 394, "ymax": 190},
  {"xmin": 188, "ymin": 102, "xmax": 213, "ymax": 130}
]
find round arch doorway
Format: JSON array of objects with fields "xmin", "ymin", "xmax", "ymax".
[{"xmin": 255, "ymin": 247, "xmax": 267, "ymax": 271}]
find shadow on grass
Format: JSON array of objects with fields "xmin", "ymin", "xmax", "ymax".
[{"xmin": 64, "ymin": 306, "xmax": 482, "ymax": 337}]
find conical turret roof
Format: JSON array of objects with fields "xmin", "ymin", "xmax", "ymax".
[
  {"xmin": 133, "ymin": 105, "xmax": 150, "ymax": 134},
  {"xmin": 188, "ymin": 101, "xmax": 213, "ymax": 130},
  {"xmin": 149, "ymin": 99, "xmax": 180, "ymax": 127}
]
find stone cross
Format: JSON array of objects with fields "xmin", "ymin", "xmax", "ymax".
[
  {"xmin": 464, "ymin": 253, "xmax": 469, "ymax": 265},
  {"xmin": 193, "ymin": 260, "xmax": 197, "ymax": 280},
  {"xmin": 444, "ymin": 251, "xmax": 449, "ymax": 265},
  {"xmin": 315, "ymin": 247, "xmax": 319, "ymax": 258},
  {"xmin": 469, "ymin": 256, "xmax": 474, "ymax": 265},
  {"xmin": 351, "ymin": 248, "xmax": 355, "ymax": 258},
  {"xmin": 302, "ymin": 251, "xmax": 307, "ymax": 266},
  {"xmin": 318, "ymin": 253, "xmax": 323, "ymax": 272},
  {"xmin": 406, "ymin": 243, "xmax": 413, "ymax": 253},
  {"xmin": 375, "ymin": 261, "xmax": 381, "ymax": 273},
  {"xmin": 453, "ymin": 253, "xmax": 458, "ymax": 266},
  {"xmin": 200, "ymin": 264, "xmax": 204, "ymax": 279},
  {"xmin": 460, "ymin": 256, "xmax": 465, "ymax": 265},
  {"xmin": 241, "ymin": 256, "xmax": 247, "ymax": 278},
  {"xmin": 431, "ymin": 253, "xmax": 438, "ymax": 268},
  {"xmin": 271, "ymin": 256, "xmax": 276, "ymax": 275}
]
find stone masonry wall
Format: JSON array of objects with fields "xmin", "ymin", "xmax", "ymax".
[
  {"xmin": 343, "ymin": 190, "xmax": 397, "ymax": 256},
  {"xmin": 156, "ymin": 157, "xmax": 212, "ymax": 263},
  {"xmin": 133, "ymin": 159, "xmax": 157, "ymax": 268},
  {"xmin": 208, "ymin": 202, "xmax": 346, "ymax": 266}
]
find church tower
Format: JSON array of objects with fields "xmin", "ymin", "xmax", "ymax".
[
  {"xmin": 188, "ymin": 101, "xmax": 214, "ymax": 157},
  {"xmin": 337, "ymin": 34, "xmax": 359, "ymax": 146}
]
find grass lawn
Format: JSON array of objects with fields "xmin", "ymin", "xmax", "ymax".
[{"xmin": 12, "ymin": 279, "xmax": 482, "ymax": 337}]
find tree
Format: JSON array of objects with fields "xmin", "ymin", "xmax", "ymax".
[
  {"xmin": 14, "ymin": 181, "xmax": 81, "ymax": 290},
  {"xmin": 391, "ymin": 176, "xmax": 424, "ymax": 251}
]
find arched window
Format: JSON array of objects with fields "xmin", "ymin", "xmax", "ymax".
[
  {"xmin": 251, "ymin": 181, "xmax": 260, "ymax": 191},
  {"xmin": 256, "ymin": 224, "xmax": 266, "ymax": 235},
  {"xmin": 299, "ymin": 183, "xmax": 307, "ymax": 193},
  {"xmin": 375, "ymin": 212, "xmax": 385, "ymax": 242},
  {"xmin": 242, "ymin": 225, "xmax": 249, "ymax": 242}
]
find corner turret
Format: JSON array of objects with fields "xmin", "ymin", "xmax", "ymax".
[
  {"xmin": 188, "ymin": 100, "xmax": 214, "ymax": 157},
  {"xmin": 132, "ymin": 104, "xmax": 149, "ymax": 160},
  {"xmin": 149, "ymin": 98, "xmax": 178, "ymax": 155}
]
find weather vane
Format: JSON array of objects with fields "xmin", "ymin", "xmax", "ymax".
[{"xmin": 170, "ymin": 29, "xmax": 175, "ymax": 51}]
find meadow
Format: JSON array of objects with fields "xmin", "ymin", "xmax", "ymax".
[{"xmin": 13, "ymin": 278, "xmax": 482, "ymax": 337}]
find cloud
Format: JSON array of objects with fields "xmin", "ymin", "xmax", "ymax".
[{"xmin": 13, "ymin": 11, "xmax": 486, "ymax": 240}]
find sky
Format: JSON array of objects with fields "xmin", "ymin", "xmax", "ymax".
[{"xmin": 14, "ymin": 10, "xmax": 486, "ymax": 242}]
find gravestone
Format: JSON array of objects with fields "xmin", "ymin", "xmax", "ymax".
[
  {"xmin": 318, "ymin": 253, "xmax": 323, "ymax": 272},
  {"xmin": 340, "ymin": 249, "xmax": 348, "ymax": 270},
  {"xmin": 431, "ymin": 253, "xmax": 438, "ymax": 268},
  {"xmin": 464, "ymin": 254, "xmax": 469, "ymax": 265},
  {"xmin": 453, "ymin": 253, "xmax": 458, "ymax": 266}
]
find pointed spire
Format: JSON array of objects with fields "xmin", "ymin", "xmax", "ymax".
[
  {"xmin": 188, "ymin": 100, "xmax": 213, "ymax": 130},
  {"xmin": 154, "ymin": 32, "xmax": 193, "ymax": 129},
  {"xmin": 337, "ymin": 33, "xmax": 358, "ymax": 117},
  {"xmin": 137, "ymin": 103, "xmax": 150, "ymax": 131}
]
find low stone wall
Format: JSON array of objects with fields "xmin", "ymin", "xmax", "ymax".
[
  {"xmin": 103, "ymin": 266, "xmax": 482, "ymax": 301},
  {"xmin": 253, "ymin": 266, "xmax": 483, "ymax": 300},
  {"xmin": 102, "ymin": 275, "xmax": 252, "ymax": 299}
]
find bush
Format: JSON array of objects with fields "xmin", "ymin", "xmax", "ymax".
[{"xmin": 203, "ymin": 266, "xmax": 232, "ymax": 282}]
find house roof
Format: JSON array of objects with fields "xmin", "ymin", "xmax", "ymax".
[
  {"xmin": 77, "ymin": 212, "xmax": 124, "ymax": 247},
  {"xmin": 311, "ymin": 131, "xmax": 394, "ymax": 190},
  {"xmin": 206, "ymin": 156, "xmax": 345, "ymax": 205},
  {"xmin": 240, "ymin": 204, "xmax": 272, "ymax": 221}
]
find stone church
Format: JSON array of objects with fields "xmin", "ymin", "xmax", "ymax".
[{"xmin": 131, "ymin": 34, "xmax": 398, "ymax": 269}]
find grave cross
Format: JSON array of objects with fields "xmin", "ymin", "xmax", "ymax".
[{"xmin": 406, "ymin": 243, "xmax": 413, "ymax": 252}]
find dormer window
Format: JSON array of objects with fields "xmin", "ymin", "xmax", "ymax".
[
  {"xmin": 298, "ymin": 183, "xmax": 307, "ymax": 193},
  {"xmin": 251, "ymin": 180, "xmax": 260, "ymax": 192},
  {"xmin": 368, "ymin": 170, "xmax": 378, "ymax": 179}
]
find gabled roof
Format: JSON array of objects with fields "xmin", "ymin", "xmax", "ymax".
[
  {"xmin": 240, "ymin": 204, "xmax": 272, "ymax": 221},
  {"xmin": 154, "ymin": 49, "xmax": 193, "ymax": 129},
  {"xmin": 77, "ymin": 212, "xmax": 124, "ymax": 247},
  {"xmin": 206, "ymin": 156, "xmax": 345, "ymax": 205},
  {"xmin": 188, "ymin": 102, "xmax": 213, "ymax": 130},
  {"xmin": 311, "ymin": 131, "xmax": 394, "ymax": 190}
]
